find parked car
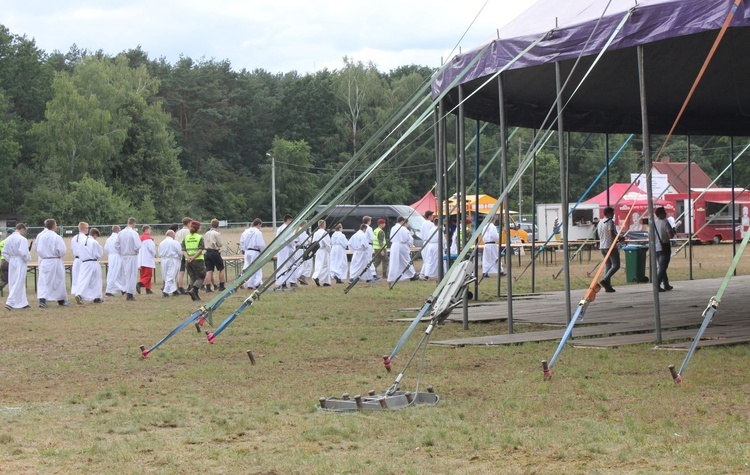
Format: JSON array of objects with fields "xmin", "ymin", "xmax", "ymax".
[
  {"xmin": 315, "ymin": 204, "xmax": 427, "ymax": 247},
  {"xmin": 517, "ymin": 221, "xmax": 538, "ymax": 241}
]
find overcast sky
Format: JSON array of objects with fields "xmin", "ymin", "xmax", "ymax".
[{"xmin": 3, "ymin": 0, "xmax": 538, "ymax": 74}]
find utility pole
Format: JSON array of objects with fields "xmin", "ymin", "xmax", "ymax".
[{"xmin": 268, "ymin": 152, "xmax": 277, "ymax": 232}]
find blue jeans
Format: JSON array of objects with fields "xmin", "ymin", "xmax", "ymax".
[
  {"xmin": 600, "ymin": 248, "xmax": 620, "ymax": 285},
  {"xmin": 657, "ymin": 250, "xmax": 671, "ymax": 288}
]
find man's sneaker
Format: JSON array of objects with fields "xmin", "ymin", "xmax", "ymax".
[
  {"xmin": 219, "ymin": 283, "xmax": 226, "ymax": 291},
  {"xmin": 664, "ymin": 284, "xmax": 674, "ymax": 291},
  {"xmin": 5, "ymin": 305, "xmax": 12, "ymax": 311},
  {"xmin": 105, "ymin": 293, "xmax": 115, "ymax": 297},
  {"xmin": 172, "ymin": 291, "xmax": 180, "ymax": 296},
  {"xmin": 298, "ymin": 277, "xmax": 308, "ymax": 286},
  {"xmin": 372, "ymin": 275, "xmax": 382, "ymax": 282},
  {"xmin": 75, "ymin": 295, "xmax": 83, "ymax": 305},
  {"xmin": 323, "ymin": 283, "xmax": 331, "ymax": 287},
  {"xmin": 93, "ymin": 298, "xmax": 103, "ymax": 304},
  {"xmin": 335, "ymin": 278, "xmax": 343, "ymax": 284},
  {"xmin": 163, "ymin": 292, "xmax": 170, "ymax": 298},
  {"xmin": 145, "ymin": 289, "xmax": 154, "ymax": 295},
  {"xmin": 205, "ymin": 284, "xmax": 213, "ymax": 293},
  {"xmin": 178, "ymin": 287, "xmax": 186, "ymax": 295},
  {"xmin": 21, "ymin": 305, "xmax": 30, "ymax": 309},
  {"xmin": 419, "ymin": 275, "xmax": 429, "ymax": 281},
  {"xmin": 313, "ymin": 278, "xmax": 320, "ymax": 287},
  {"xmin": 58, "ymin": 300, "xmax": 70, "ymax": 307},
  {"xmin": 126, "ymin": 294, "xmax": 136, "ymax": 301},
  {"xmin": 136, "ymin": 282, "xmax": 142, "ymax": 294},
  {"xmin": 410, "ymin": 275, "xmax": 420, "ymax": 281},
  {"xmin": 289, "ymin": 282, "xmax": 299, "ymax": 288},
  {"xmin": 38, "ymin": 299, "xmax": 47, "ymax": 308}
]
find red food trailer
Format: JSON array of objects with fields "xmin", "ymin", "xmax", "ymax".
[{"xmin": 668, "ymin": 188, "xmax": 750, "ymax": 243}]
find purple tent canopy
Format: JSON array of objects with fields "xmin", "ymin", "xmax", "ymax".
[{"xmin": 432, "ymin": 0, "xmax": 750, "ymax": 135}]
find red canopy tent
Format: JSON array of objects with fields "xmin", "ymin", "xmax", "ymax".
[
  {"xmin": 410, "ymin": 191, "xmax": 437, "ymax": 216},
  {"xmin": 586, "ymin": 183, "xmax": 675, "ymax": 232}
]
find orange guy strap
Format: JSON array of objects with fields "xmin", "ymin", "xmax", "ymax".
[{"xmin": 654, "ymin": 0, "xmax": 743, "ymax": 162}]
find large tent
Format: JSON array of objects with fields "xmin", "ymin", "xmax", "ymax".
[
  {"xmin": 429, "ymin": 0, "xmax": 750, "ymax": 343},
  {"xmin": 432, "ymin": 0, "xmax": 750, "ymax": 135}
]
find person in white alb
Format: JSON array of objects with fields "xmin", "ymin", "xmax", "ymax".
[
  {"xmin": 3, "ymin": 223, "xmax": 31, "ymax": 310},
  {"xmin": 74, "ymin": 228, "xmax": 104, "ymax": 304},
  {"xmin": 363, "ymin": 216, "xmax": 380, "ymax": 281},
  {"xmin": 118, "ymin": 217, "xmax": 142, "ymax": 300},
  {"xmin": 35, "ymin": 218, "xmax": 70, "ymax": 307},
  {"xmin": 158, "ymin": 230, "xmax": 183, "ymax": 297},
  {"xmin": 70, "ymin": 221, "xmax": 89, "ymax": 296},
  {"xmin": 348, "ymin": 224, "xmax": 371, "ymax": 284},
  {"xmin": 387, "ymin": 217, "xmax": 417, "ymax": 283},
  {"xmin": 240, "ymin": 218, "xmax": 266, "ymax": 290},
  {"xmin": 274, "ymin": 215, "xmax": 295, "ymax": 290},
  {"xmin": 418, "ymin": 211, "xmax": 440, "ymax": 281},
  {"xmin": 312, "ymin": 220, "xmax": 332, "ymax": 286},
  {"xmin": 330, "ymin": 223, "xmax": 349, "ymax": 284},
  {"xmin": 481, "ymin": 217, "xmax": 504, "ymax": 278},
  {"xmin": 104, "ymin": 225, "xmax": 125, "ymax": 297}
]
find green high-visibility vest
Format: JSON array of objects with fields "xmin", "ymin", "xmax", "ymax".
[
  {"xmin": 0, "ymin": 238, "xmax": 5, "ymax": 261},
  {"xmin": 184, "ymin": 233, "xmax": 204, "ymax": 260},
  {"xmin": 373, "ymin": 227, "xmax": 386, "ymax": 250}
]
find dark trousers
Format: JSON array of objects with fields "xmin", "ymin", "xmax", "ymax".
[
  {"xmin": 186, "ymin": 259, "xmax": 207, "ymax": 289},
  {"xmin": 373, "ymin": 249, "xmax": 387, "ymax": 277},
  {"xmin": 0, "ymin": 259, "xmax": 8, "ymax": 289},
  {"xmin": 656, "ymin": 250, "xmax": 671, "ymax": 287},
  {"xmin": 600, "ymin": 248, "xmax": 620, "ymax": 285}
]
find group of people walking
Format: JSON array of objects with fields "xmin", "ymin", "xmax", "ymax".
[
  {"xmin": 0, "ymin": 216, "xmax": 233, "ymax": 310},
  {"xmin": 248, "ymin": 211, "xmax": 506, "ymax": 292},
  {"xmin": 1, "ymin": 210, "xmax": 514, "ymax": 310}
]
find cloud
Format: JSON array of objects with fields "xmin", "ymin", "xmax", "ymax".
[{"xmin": 2, "ymin": 0, "xmax": 537, "ymax": 73}]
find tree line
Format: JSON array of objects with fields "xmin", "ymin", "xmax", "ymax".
[{"xmin": 1, "ymin": 25, "xmax": 746, "ymax": 226}]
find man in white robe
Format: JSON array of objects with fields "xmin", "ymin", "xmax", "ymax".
[
  {"xmin": 70, "ymin": 222, "xmax": 89, "ymax": 296},
  {"xmin": 74, "ymin": 228, "xmax": 104, "ymax": 304},
  {"xmin": 312, "ymin": 220, "xmax": 332, "ymax": 286},
  {"xmin": 3, "ymin": 223, "xmax": 31, "ymax": 310},
  {"xmin": 330, "ymin": 223, "xmax": 349, "ymax": 284},
  {"xmin": 481, "ymin": 218, "xmax": 504, "ymax": 278},
  {"xmin": 35, "ymin": 218, "xmax": 69, "ymax": 307},
  {"xmin": 104, "ymin": 225, "xmax": 125, "ymax": 296},
  {"xmin": 387, "ymin": 217, "xmax": 416, "ymax": 283},
  {"xmin": 297, "ymin": 227, "xmax": 313, "ymax": 286},
  {"xmin": 364, "ymin": 216, "xmax": 379, "ymax": 281},
  {"xmin": 118, "ymin": 217, "xmax": 142, "ymax": 300},
  {"xmin": 158, "ymin": 230, "xmax": 182, "ymax": 297},
  {"xmin": 240, "ymin": 218, "xmax": 266, "ymax": 290},
  {"xmin": 275, "ymin": 215, "xmax": 295, "ymax": 290},
  {"xmin": 419, "ymin": 212, "xmax": 440, "ymax": 281},
  {"xmin": 348, "ymin": 224, "xmax": 371, "ymax": 283}
]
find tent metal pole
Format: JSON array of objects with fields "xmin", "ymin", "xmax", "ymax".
[
  {"xmin": 531, "ymin": 130, "xmax": 537, "ymax": 293},
  {"xmin": 638, "ymin": 44, "xmax": 663, "ymax": 343},
  {"xmin": 555, "ymin": 62, "xmax": 572, "ymax": 324},
  {"xmin": 731, "ymin": 136, "xmax": 737, "ymax": 272},
  {"xmin": 687, "ymin": 135, "xmax": 693, "ymax": 280},
  {"xmin": 498, "ymin": 74, "xmax": 514, "ymax": 331},
  {"xmin": 443, "ymin": 105, "xmax": 451, "ymax": 271},
  {"xmin": 436, "ymin": 102, "xmax": 445, "ymax": 282},
  {"xmin": 474, "ymin": 119, "xmax": 480, "ymax": 301},
  {"xmin": 458, "ymin": 85, "xmax": 469, "ymax": 330},
  {"xmin": 605, "ymin": 134, "xmax": 610, "ymax": 208}
]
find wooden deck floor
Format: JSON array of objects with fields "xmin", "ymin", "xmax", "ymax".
[{"xmin": 428, "ymin": 275, "xmax": 750, "ymax": 349}]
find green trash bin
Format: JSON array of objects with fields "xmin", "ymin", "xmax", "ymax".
[{"xmin": 623, "ymin": 245, "xmax": 648, "ymax": 283}]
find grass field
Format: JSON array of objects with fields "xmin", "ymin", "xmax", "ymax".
[{"xmin": 2, "ymin": 233, "xmax": 750, "ymax": 474}]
